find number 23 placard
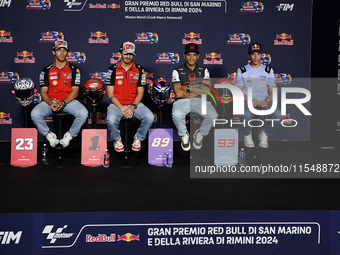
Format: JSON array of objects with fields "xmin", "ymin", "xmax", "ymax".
[{"xmin": 11, "ymin": 128, "xmax": 38, "ymax": 167}]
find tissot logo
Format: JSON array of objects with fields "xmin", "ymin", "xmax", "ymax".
[{"xmin": 0, "ymin": 231, "xmax": 22, "ymax": 244}]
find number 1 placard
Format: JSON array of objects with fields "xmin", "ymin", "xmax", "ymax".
[
  {"xmin": 81, "ymin": 129, "xmax": 107, "ymax": 166},
  {"xmin": 11, "ymin": 128, "xmax": 38, "ymax": 167},
  {"xmin": 148, "ymin": 128, "xmax": 173, "ymax": 166}
]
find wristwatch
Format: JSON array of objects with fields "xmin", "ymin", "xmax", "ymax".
[
  {"xmin": 131, "ymin": 104, "xmax": 137, "ymax": 109},
  {"xmin": 186, "ymin": 85, "xmax": 190, "ymax": 92},
  {"xmin": 62, "ymin": 100, "xmax": 67, "ymax": 106}
]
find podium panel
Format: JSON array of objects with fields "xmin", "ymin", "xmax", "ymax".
[
  {"xmin": 214, "ymin": 129, "xmax": 238, "ymax": 166},
  {"xmin": 11, "ymin": 128, "xmax": 38, "ymax": 167},
  {"xmin": 81, "ymin": 129, "xmax": 107, "ymax": 167},
  {"xmin": 148, "ymin": 128, "xmax": 173, "ymax": 166}
]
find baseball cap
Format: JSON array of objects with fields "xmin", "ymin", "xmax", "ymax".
[
  {"xmin": 53, "ymin": 39, "xmax": 68, "ymax": 51},
  {"xmin": 248, "ymin": 43, "xmax": 263, "ymax": 54},
  {"xmin": 120, "ymin": 41, "xmax": 136, "ymax": 55},
  {"xmin": 184, "ymin": 43, "xmax": 199, "ymax": 54}
]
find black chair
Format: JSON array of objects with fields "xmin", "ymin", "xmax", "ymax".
[
  {"xmin": 246, "ymin": 114, "xmax": 266, "ymax": 166},
  {"xmin": 115, "ymin": 117, "xmax": 144, "ymax": 167},
  {"xmin": 51, "ymin": 111, "xmax": 72, "ymax": 167}
]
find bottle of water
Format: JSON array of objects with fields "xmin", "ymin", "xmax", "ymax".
[
  {"xmin": 41, "ymin": 143, "xmax": 48, "ymax": 162},
  {"xmin": 166, "ymin": 150, "xmax": 173, "ymax": 168},
  {"xmin": 238, "ymin": 148, "xmax": 246, "ymax": 166},
  {"xmin": 103, "ymin": 149, "xmax": 110, "ymax": 168}
]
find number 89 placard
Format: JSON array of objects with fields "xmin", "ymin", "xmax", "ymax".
[{"xmin": 148, "ymin": 128, "xmax": 173, "ymax": 166}]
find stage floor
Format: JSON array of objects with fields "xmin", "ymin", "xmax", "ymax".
[{"xmin": 1, "ymin": 140, "xmax": 340, "ymax": 213}]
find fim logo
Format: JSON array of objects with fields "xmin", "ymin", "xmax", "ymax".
[
  {"xmin": 277, "ymin": 3, "xmax": 294, "ymax": 11},
  {"xmin": 89, "ymin": 31, "xmax": 109, "ymax": 44},
  {"xmin": 182, "ymin": 32, "xmax": 202, "ymax": 44},
  {"xmin": 0, "ymin": 29, "xmax": 13, "ymax": 43},
  {"xmin": 274, "ymin": 33, "xmax": 294, "ymax": 45},
  {"xmin": 42, "ymin": 225, "xmax": 74, "ymax": 244},
  {"xmin": 0, "ymin": 0, "xmax": 12, "ymax": 7},
  {"xmin": 204, "ymin": 52, "xmax": 223, "ymax": 65},
  {"xmin": 117, "ymin": 233, "xmax": 140, "ymax": 242},
  {"xmin": 0, "ymin": 231, "xmax": 22, "ymax": 244}
]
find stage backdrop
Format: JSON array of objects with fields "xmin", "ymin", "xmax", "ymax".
[{"xmin": 0, "ymin": 0, "xmax": 312, "ymax": 141}]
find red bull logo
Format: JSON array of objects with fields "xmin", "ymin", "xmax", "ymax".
[
  {"xmin": 275, "ymin": 73, "xmax": 292, "ymax": 85},
  {"xmin": 274, "ymin": 33, "xmax": 294, "ymax": 45},
  {"xmin": 0, "ymin": 71, "xmax": 18, "ymax": 83},
  {"xmin": 88, "ymin": 112, "xmax": 107, "ymax": 125},
  {"xmin": 41, "ymin": 31, "xmax": 53, "ymax": 38},
  {"xmin": 66, "ymin": 51, "xmax": 86, "ymax": 64},
  {"xmin": 110, "ymin": 52, "xmax": 121, "ymax": 64},
  {"xmin": 240, "ymin": 1, "xmax": 264, "ymax": 12},
  {"xmin": 26, "ymin": 0, "xmax": 51, "ymax": 10},
  {"xmin": 0, "ymin": 30, "xmax": 11, "ymax": 37},
  {"xmin": 145, "ymin": 72, "xmax": 153, "ymax": 84},
  {"xmin": 89, "ymin": 3, "xmax": 120, "ymax": 9},
  {"xmin": 15, "ymin": 51, "xmax": 35, "ymax": 63},
  {"xmin": 134, "ymin": 31, "xmax": 158, "ymax": 44},
  {"xmin": 0, "ymin": 30, "xmax": 13, "ymax": 43},
  {"xmin": 89, "ymin": 31, "xmax": 109, "ymax": 44},
  {"xmin": 134, "ymin": 32, "xmax": 149, "ymax": 43},
  {"xmin": 108, "ymin": 3, "xmax": 120, "ymax": 9},
  {"xmin": 227, "ymin": 33, "xmax": 251, "ymax": 45},
  {"xmin": 0, "ymin": 72, "xmax": 8, "ymax": 79},
  {"xmin": 90, "ymin": 73, "xmax": 102, "ymax": 79},
  {"xmin": 227, "ymin": 72, "xmax": 237, "ymax": 84},
  {"xmin": 182, "ymin": 32, "xmax": 202, "ymax": 44},
  {"xmin": 282, "ymin": 113, "xmax": 292, "ymax": 124},
  {"xmin": 40, "ymin": 31, "xmax": 64, "ymax": 42},
  {"xmin": 117, "ymin": 233, "xmax": 140, "ymax": 242},
  {"xmin": 155, "ymin": 52, "xmax": 179, "ymax": 64},
  {"xmin": 158, "ymin": 53, "xmax": 170, "ymax": 60},
  {"xmin": 0, "ymin": 112, "xmax": 12, "ymax": 124},
  {"xmin": 86, "ymin": 234, "xmax": 115, "ymax": 242},
  {"xmin": 204, "ymin": 52, "xmax": 223, "ymax": 65}
]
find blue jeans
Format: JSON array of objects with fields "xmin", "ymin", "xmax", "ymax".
[
  {"xmin": 107, "ymin": 102, "xmax": 154, "ymax": 141},
  {"xmin": 31, "ymin": 100, "xmax": 88, "ymax": 137},
  {"xmin": 172, "ymin": 98, "xmax": 218, "ymax": 137},
  {"xmin": 241, "ymin": 102, "xmax": 282, "ymax": 137}
]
